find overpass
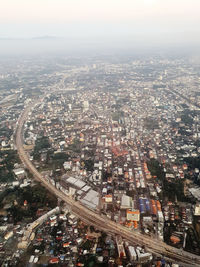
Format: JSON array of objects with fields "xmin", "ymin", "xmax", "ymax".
[{"xmin": 15, "ymin": 103, "xmax": 200, "ymax": 267}]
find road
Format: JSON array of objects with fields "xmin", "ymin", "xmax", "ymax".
[{"xmin": 15, "ymin": 103, "xmax": 200, "ymax": 267}]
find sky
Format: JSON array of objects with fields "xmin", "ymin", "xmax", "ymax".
[{"xmin": 0, "ymin": 0, "xmax": 200, "ymax": 55}]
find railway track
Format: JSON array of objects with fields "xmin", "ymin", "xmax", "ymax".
[{"xmin": 15, "ymin": 103, "xmax": 200, "ymax": 267}]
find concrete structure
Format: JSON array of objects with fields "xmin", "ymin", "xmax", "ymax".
[
  {"xmin": 120, "ymin": 194, "xmax": 133, "ymax": 209},
  {"xmin": 128, "ymin": 246, "xmax": 137, "ymax": 261},
  {"xmin": 126, "ymin": 210, "xmax": 140, "ymax": 221}
]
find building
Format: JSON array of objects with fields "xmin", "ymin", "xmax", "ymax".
[
  {"xmin": 126, "ymin": 210, "xmax": 140, "ymax": 221},
  {"xmin": 80, "ymin": 189, "xmax": 99, "ymax": 210},
  {"xmin": 128, "ymin": 246, "xmax": 137, "ymax": 261},
  {"xmin": 116, "ymin": 236, "xmax": 126, "ymax": 258},
  {"xmin": 120, "ymin": 194, "xmax": 133, "ymax": 209},
  {"xmin": 194, "ymin": 203, "xmax": 200, "ymax": 216}
]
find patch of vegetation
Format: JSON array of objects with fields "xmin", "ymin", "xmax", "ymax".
[
  {"xmin": 2, "ymin": 183, "xmax": 57, "ymax": 223},
  {"xmin": 0, "ymin": 126, "xmax": 13, "ymax": 139},
  {"xmin": 52, "ymin": 152, "xmax": 69, "ymax": 161},
  {"xmin": 147, "ymin": 159, "xmax": 165, "ymax": 181},
  {"xmin": 163, "ymin": 179, "xmax": 185, "ymax": 202},
  {"xmin": 33, "ymin": 136, "xmax": 50, "ymax": 160},
  {"xmin": 185, "ymin": 157, "xmax": 200, "ymax": 170},
  {"xmin": 68, "ymin": 138, "xmax": 81, "ymax": 153},
  {"xmin": 50, "ymin": 152, "xmax": 70, "ymax": 168},
  {"xmin": 34, "ymin": 136, "xmax": 50, "ymax": 151},
  {"xmin": 153, "ymin": 84, "xmax": 166, "ymax": 89},
  {"xmin": 147, "ymin": 159, "xmax": 186, "ymax": 202},
  {"xmin": 180, "ymin": 109, "xmax": 198, "ymax": 126},
  {"xmin": 178, "ymin": 127, "xmax": 192, "ymax": 136},
  {"xmin": 0, "ymin": 150, "xmax": 20, "ymax": 182},
  {"xmin": 194, "ymin": 139, "xmax": 200, "ymax": 148},
  {"xmin": 144, "ymin": 117, "xmax": 159, "ymax": 130},
  {"xmin": 83, "ymin": 159, "xmax": 94, "ymax": 172},
  {"xmin": 82, "ymin": 240, "xmax": 93, "ymax": 250},
  {"xmin": 112, "ymin": 111, "xmax": 124, "ymax": 121},
  {"xmin": 181, "ymin": 113, "xmax": 193, "ymax": 125}
]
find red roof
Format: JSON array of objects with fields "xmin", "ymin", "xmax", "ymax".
[{"xmin": 49, "ymin": 258, "xmax": 59, "ymax": 264}]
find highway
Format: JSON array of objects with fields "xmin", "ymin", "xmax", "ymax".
[{"xmin": 15, "ymin": 103, "xmax": 200, "ymax": 267}]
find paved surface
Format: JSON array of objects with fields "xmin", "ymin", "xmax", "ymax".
[{"xmin": 15, "ymin": 104, "xmax": 200, "ymax": 267}]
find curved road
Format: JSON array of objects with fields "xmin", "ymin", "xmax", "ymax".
[{"xmin": 15, "ymin": 103, "xmax": 200, "ymax": 267}]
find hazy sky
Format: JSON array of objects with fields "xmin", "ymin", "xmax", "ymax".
[
  {"xmin": 1, "ymin": 0, "xmax": 199, "ymax": 23},
  {"xmin": 0, "ymin": 0, "xmax": 199, "ymax": 36},
  {"xmin": 0, "ymin": 0, "xmax": 200, "ymax": 55}
]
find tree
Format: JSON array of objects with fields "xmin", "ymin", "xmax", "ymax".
[{"xmin": 84, "ymin": 159, "xmax": 94, "ymax": 172}]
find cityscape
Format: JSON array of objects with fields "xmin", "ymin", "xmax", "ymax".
[
  {"xmin": 1, "ymin": 0, "xmax": 200, "ymax": 266},
  {"xmin": 0, "ymin": 55, "xmax": 200, "ymax": 266}
]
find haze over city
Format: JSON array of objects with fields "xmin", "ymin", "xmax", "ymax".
[{"xmin": 1, "ymin": 1, "xmax": 200, "ymax": 267}]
